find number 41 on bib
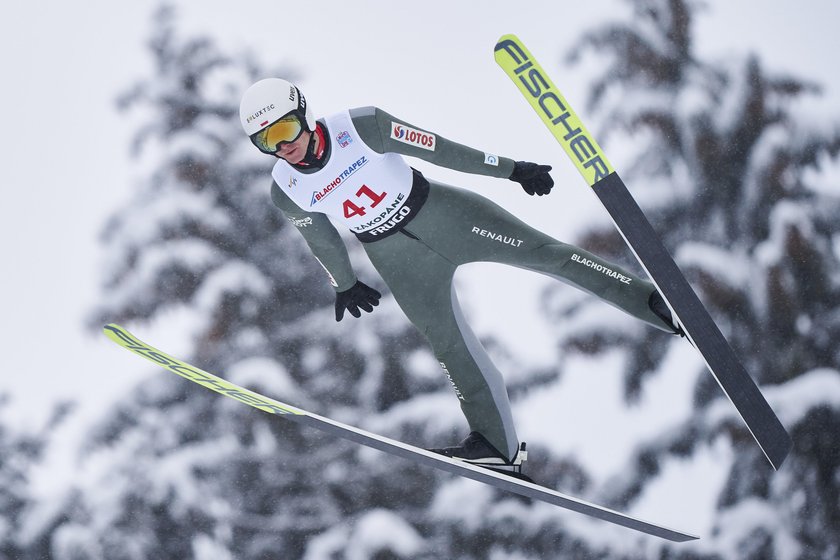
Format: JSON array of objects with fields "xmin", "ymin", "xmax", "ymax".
[{"xmin": 343, "ymin": 185, "xmax": 387, "ymax": 218}]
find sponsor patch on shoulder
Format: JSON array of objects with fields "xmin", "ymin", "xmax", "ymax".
[
  {"xmin": 336, "ymin": 130, "xmax": 353, "ymax": 147},
  {"xmin": 484, "ymin": 153, "xmax": 499, "ymax": 166},
  {"xmin": 391, "ymin": 122, "xmax": 436, "ymax": 151}
]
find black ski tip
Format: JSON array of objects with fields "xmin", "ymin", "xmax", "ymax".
[{"xmin": 765, "ymin": 432, "xmax": 793, "ymax": 471}]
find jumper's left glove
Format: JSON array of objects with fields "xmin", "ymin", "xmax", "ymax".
[
  {"xmin": 335, "ymin": 280, "xmax": 382, "ymax": 321},
  {"xmin": 509, "ymin": 161, "xmax": 554, "ymax": 196}
]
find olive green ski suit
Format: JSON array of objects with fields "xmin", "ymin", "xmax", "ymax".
[{"xmin": 269, "ymin": 106, "xmax": 673, "ymax": 459}]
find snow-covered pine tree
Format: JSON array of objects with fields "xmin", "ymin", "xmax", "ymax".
[
  {"xmin": 64, "ymin": 8, "xmax": 633, "ymax": 557},
  {"xmin": 554, "ymin": 0, "xmax": 840, "ymax": 557},
  {"xmin": 25, "ymin": 2, "xmax": 840, "ymax": 557},
  {"xmin": 0, "ymin": 396, "xmax": 39, "ymax": 560},
  {"xmin": 0, "ymin": 397, "xmax": 71, "ymax": 559},
  {"xmin": 27, "ymin": 7, "xmax": 457, "ymax": 559}
]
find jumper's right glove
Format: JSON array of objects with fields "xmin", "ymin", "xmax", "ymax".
[
  {"xmin": 509, "ymin": 161, "xmax": 554, "ymax": 196},
  {"xmin": 335, "ymin": 280, "xmax": 382, "ymax": 321}
]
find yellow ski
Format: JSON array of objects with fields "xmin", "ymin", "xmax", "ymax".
[
  {"xmin": 104, "ymin": 323, "xmax": 697, "ymax": 542},
  {"xmin": 494, "ymin": 34, "xmax": 791, "ymax": 470}
]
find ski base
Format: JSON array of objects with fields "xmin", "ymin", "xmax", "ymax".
[
  {"xmin": 104, "ymin": 324, "xmax": 697, "ymax": 542},
  {"xmin": 591, "ymin": 173, "xmax": 792, "ymax": 469},
  {"xmin": 494, "ymin": 33, "xmax": 791, "ymax": 470}
]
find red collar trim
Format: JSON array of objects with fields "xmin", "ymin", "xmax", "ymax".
[
  {"xmin": 294, "ymin": 123, "xmax": 326, "ymax": 168},
  {"xmin": 313, "ymin": 123, "xmax": 326, "ymax": 160}
]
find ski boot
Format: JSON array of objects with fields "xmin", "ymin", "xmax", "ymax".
[
  {"xmin": 649, "ymin": 291, "xmax": 685, "ymax": 337},
  {"xmin": 429, "ymin": 431, "xmax": 532, "ymax": 482}
]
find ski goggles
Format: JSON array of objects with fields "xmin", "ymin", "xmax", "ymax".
[{"xmin": 250, "ymin": 112, "xmax": 306, "ymax": 154}]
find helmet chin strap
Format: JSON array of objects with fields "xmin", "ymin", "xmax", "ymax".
[{"xmin": 299, "ymin": 131, "xmax": 321, "ymax": 167}]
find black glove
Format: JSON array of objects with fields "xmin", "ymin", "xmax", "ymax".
[
  {"xmin": 509, "ymin": 161, "xmax": 554, "ymax": 196},
  {"xmin": 335, "ymin": 280, "xmax": 382, "ymax": 321}
]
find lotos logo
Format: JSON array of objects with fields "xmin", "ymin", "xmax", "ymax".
[{"xmin": 391, "ymin": 123, "xmax": 436, "ymax": 151}]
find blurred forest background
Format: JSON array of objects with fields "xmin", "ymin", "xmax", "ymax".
[{"xmin": 1, "ymin": 0, "xmax": 838, "ymax": 558}]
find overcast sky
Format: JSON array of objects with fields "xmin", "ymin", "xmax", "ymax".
[{"xmin": 2, "ymin": 0, "xmax": 838, "ymax": 437}]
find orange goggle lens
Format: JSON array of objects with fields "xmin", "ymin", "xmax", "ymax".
[{"xmin": 253, "ymin": 116, "xmax": 303, "ymax": 153}]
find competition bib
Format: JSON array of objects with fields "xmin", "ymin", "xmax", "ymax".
[{"xmin": 272, "ymin": 111, "xmax": 415, "ymax": 236}]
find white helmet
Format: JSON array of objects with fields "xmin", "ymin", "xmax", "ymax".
[{"xmin": 239, "ymin": 78, "xmax": 316, "ymax": 137}]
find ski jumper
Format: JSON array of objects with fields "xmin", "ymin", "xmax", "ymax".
[{"xmin": 270, "ymin": 107, "xmax": 673, "ymax": 459}]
